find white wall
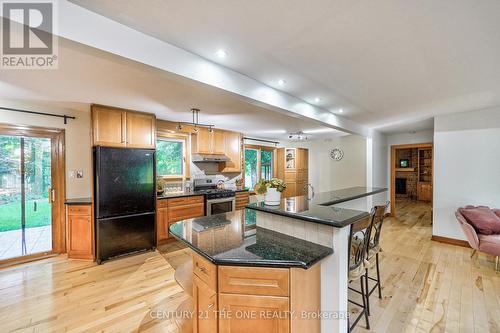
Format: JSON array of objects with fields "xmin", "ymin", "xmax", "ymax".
[
  {"xmin": 288, "ymin": 135, "xmax": 367, "ymax": 192},
  {"xmin": 0, "ymin": 100, "xmax": 92, "ymax": 199},
  {"xmin": 433, "ymin": 107, "xmax": 500, "ymax": 240}
]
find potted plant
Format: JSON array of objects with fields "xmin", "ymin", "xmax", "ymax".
[
  {"xmin": 235, "ymin": 178, "xmax": 244, "ymax": 190},
  {"xmin": 156, "ymin": 177, "xmax": 167, "ymax": 195},
  {"xmin": 254, "ymin": 178, "xmax": 286, "ymax": 205}
]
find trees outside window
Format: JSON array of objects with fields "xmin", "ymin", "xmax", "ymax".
[
  {"xmin": 156, "ymin": 139, "xmax": 184, "ymax": 177},
  {"xmin": 244, "ymin": 146, "xmax": 274, "ymax": 189}
]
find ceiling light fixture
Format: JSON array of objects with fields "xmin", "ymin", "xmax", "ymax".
[
  {"xmin": 314, "ymin": 97, "xmax": 321, "ymax": 103},
  {"xmin": 338, "ymin": 108, "xmax": 344, "ymax": 113},
  {"xmin": 176, "ymin": 108, "xmax": 215, "ymax": 132},
  {"xmin": 278, "ymin": 79, "xmax": 286, "ymax": 86},
  {"xmin": 215, "ymin": 49, "xmax": 227, "ymax": 59},
  {"xmin": 288, "ymin": 131, "xmax": 308, "ymax": 141}
]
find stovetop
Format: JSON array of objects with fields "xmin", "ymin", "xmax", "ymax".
[{"xmin": 194, "ymin": 188, "xmax": 235, "ymax": 200}]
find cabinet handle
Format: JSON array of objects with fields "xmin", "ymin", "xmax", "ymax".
[
  {"xmin": 197, "ymin": 266, "xmax": 206, "ymax": 273},
  {"xmin": 48, "ymin": 186, "xmax": 55, "ymax": 203},
  {"xmin": 207, "ymin": 303, "xmax": 214, "ymax": 309}
]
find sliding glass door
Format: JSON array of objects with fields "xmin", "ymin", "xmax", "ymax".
[{"xmin": 0, "ymin": 135, "xmax": 53, "ymax": 261}]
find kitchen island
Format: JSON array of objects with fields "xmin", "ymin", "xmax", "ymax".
[
  {"xmin": 170, "ymin": 186, "xmax": 387, "ymax": 333},
  {"xmin": 170, "ymin": 210, "xmax": 333, "ymax": 332}
]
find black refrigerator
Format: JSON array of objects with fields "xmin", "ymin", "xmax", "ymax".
[{"xmin": 94, "ymin": 146, "xmax": 156, "ymax": 263}]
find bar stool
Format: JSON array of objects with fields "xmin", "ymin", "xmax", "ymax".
[
  {"xmin": 365, "ymin": 201, "xmax": 390, "ymax": 315},
  {"xmin": 347, "ymin": 207, "xmax": 376, "ymax": 332}
]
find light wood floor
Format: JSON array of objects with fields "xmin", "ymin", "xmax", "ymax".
[
  {"xmin": 352, "ymin": 200, "xmax": 500, "ymax": 333},
  {"xmin": 0, "ymin": 201, "xmax": 498, "ymax": 333}
]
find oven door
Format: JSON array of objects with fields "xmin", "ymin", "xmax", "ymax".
[{"xmin": 207, "ymin": 197, "xmax": 236, "ymax": 215}]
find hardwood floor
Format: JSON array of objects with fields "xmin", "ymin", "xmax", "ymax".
[
  {"xmin": 0, "ymin": 241, "xmax": 191, "ymax": 333},
  {"xmin": 352, "ymin": 200, "xmax": 500, "ymax": 333},
  {"xmin": 0, "ymin": 202, "xmax": 498, "ymax": 332}
]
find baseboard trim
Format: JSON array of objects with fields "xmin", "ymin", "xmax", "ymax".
[{"xmin": 431, "ymin": 235, "xmax": 471, "ymax": 248}]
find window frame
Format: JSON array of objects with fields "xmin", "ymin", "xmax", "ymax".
[
  {"xmin": 156, "ymin": 133, "xmax": 190, "ymax": 179},
  {"xmin": 243, "ymin": 144, "xmax": 276, "ymax": 189}
]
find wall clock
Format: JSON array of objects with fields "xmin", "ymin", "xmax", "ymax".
[{"xmin": 330, "ymin": 148, "xmax": 344, "ymax": 161}]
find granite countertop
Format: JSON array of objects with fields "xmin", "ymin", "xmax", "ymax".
[
  {"xmin": 169, "ymin": 209, "xmax": 333, "ymax": 269},
  {"xmin": 246, "ymin": 186, "xmax": 387, "ymax": 228},
  {"xmin": 65, "ymin": 197, "xmax": 92, "ymax": 205}
]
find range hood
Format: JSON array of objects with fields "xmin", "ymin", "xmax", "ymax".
[{"xmin": 192, "ymin": 153, "xmax": 230, "ymax": 162}]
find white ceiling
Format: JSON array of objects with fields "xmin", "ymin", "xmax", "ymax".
[
  {"xmin": 0, "ymin": 38, "xmax": 346, "ymax": 141},
  {"xmin": 69, "ymin": 0, "xmax": 500, "ymax": 132}
]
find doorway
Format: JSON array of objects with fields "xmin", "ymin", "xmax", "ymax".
[
  {"xmin": 0, "ymin": 124, "xmax": 65, "ymax": 264},
  {"xmin": 390, "ymin": 143, "xmax": 433, "ymax": 219}
]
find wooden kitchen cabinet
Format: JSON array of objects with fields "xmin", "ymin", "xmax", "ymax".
[
  {"xmin": 193, "ymin": 275, "xmax": 218, "ymax": 333},
  {"xmin": 235, "ymin": 191, "xmax": 249, "ymax": 210},
  {"xmin": 67, "ymin": 204, "xmax": 93, "ymax": 260},
  {"xmin": 277, "ymin": 148, "xmax": 309, "ymax": 198},
  {"xmin": 418, "ymin": 183, "xmax": 433, "ymax": 202},
  {"xmin": 219, "ymin": 131, "xmax": 242, "ymax": 173},
  {"xmin": 156, "ymin": 196, "xmax": 205, "ymax": 244},
  {"xmin": 126, "ymin": 112, "xmax": 156, "ymax": 148},
  {"xmin": 192, "ymin": 128, "xmax": 226, "ymax": 155},
  {"xmin": 219, "ymin": 294, "xmax": 290, "ymax": 333},
  {"xmin": 91, "ymin": 104, "xmax": 156, "ymax": 148},
  {"xmin": 92, "ymin": 105, "xmax": 126, "ymax": 147},
  {"xmin": 189, "ymin": 254, "xmax": 320, "ymax": 333}
]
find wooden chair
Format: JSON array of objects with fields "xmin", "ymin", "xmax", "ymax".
[
  {"xmin": 347, "ymin": 208, "xmax": 376, "ymax": 332},
  {"xmin": 365, "ymin": 201, "xmax": 390, "ymax": 315}
]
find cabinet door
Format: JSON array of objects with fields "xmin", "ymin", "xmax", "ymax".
[
  {"xmin": 68, "ymin": 214, "xmax": 93, "ymax": 259},
  {"xmin": 219, "ymin": 293, "xmax": 290, "ymax": 333},
  {"xmin": 156, "ymin": 206, "xmax": 169, "ymax": 243},
  {"xmin": 168, "ymin": 203, "xmax": 205, "ymax": 223},
  {"xmin": 92, "ymin": 106, "xmax": 126, "ymax": 147},
  {"xmin": 212, "ymin": 130, "xmax": 226, "ymax": 154},
  {"xmin": 193, "ymin": 127, "xmax": 212, "ymax": 154},
  {"xmin": 126, "ymin": 112, "xmax": 156, "ymax": 148},
  {"xmin": 220, "ymin": 131, "xmax": 242, "ymax": 173},
  {"xmin": 193, "ymin": 275, "xmax": 218, "ymax": 333}
]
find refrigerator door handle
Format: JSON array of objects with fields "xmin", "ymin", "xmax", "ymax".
[{"xmin": 98, "ymin": 211, "xmax": 155, "ymax": 221}]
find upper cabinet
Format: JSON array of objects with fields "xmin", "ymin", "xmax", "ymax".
[
  {"xmin": 219, "ymin": 131, "xmax": 242, "ymax": 173},
  {"xmin": 91, "ymin": 104, "xmax": 156, "ymax": 149},
  {"xmin": 191, "ymin": 128, "xmax": 226, "ymax": 155}
]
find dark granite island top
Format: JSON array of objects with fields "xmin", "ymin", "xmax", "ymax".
[
  {"xmin": 246, "ymin": 186, "xmax": 387, "ymax": 228},
  {"xmin": 169, "ymin": 209, "xmax": 333, "ymax": 269}
]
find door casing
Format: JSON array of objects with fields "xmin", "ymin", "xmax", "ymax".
[{"xmin": 0, "ymin": 123, "xmax": 66, "ymax": 264}]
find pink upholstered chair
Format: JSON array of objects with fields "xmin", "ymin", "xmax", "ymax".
[{"xmin": 455, "ymin": 209, "xmax": 500, "ymax": 271}]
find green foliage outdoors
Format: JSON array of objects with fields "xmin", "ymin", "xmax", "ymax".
[
  {"xmin": 244, "ymin": 148, "xmax": 258, "ymax": 189},
  {"xmin": 0, "ymin": 136, "xmax": 52, "ymax": 232},
  {"xmin": 156, "ymin": 140, "xmax": 183, "ymax": 176},
  {"xmin": 0, "ymin": 199, "xmax": 51, "ymax": 232}
]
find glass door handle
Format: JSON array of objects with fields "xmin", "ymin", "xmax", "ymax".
[{"xmin": 48, "ymin": 186, "xmax": 56, "ymax": 203}]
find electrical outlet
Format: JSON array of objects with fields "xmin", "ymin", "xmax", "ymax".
[{"xmin": 76, "ymin": 171, "xmax": 84, "ymax": 179}]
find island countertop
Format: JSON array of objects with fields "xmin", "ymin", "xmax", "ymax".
[
  {"xmin": 169, "ymin": 209, "xmax": 333, "ymax": 269},
  {"xmin": 246, "ymin": 186, "xmax": 387, "ymax": 228}
]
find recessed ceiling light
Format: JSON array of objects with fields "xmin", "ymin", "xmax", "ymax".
[
  {"xmin": 338, "ymin": 108, "xmax": 344, "ymax": 113},
  {"xmin": 314, "ymin": 97, "xmax": 321, "ymax": 103},
  {"xmin": 278, "ymin": 79, "xmax": 286, "ymax": 86},
  {"xmin": 215, "ymin": 49, "xmax": 227, "ymax": 58}
]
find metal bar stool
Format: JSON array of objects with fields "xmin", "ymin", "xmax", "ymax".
[
  {"xmin": 365, "ymin": 201, "xmax": 390, "ymax": 315},
  {"xmin": 347, "ymin": 207, "xmax": 376, "ymax": 332}
]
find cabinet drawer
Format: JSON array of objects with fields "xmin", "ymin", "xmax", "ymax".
[
  {"xmin": 167, "ymin": 195, "xmax": 204, "ymax": 207},
  {"xmin": 193, "ymin": 252, "xmax": 217, "ymax": 290},
  {"xmin": 157, "ymin": 199, "xmax": 168, "ymax": 208},
  {"xmin": 168, "ymin": 203, "xmax": 204, "ymax": 222},
  {"xmin": 68, "ymin": 205, "xmax": 91, "ymax": 216},
  {"xmin": 218, "ymin": 266, "xmax": 289, "ymax": 297}
]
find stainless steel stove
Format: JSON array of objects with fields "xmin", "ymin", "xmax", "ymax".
[{"xmin": 193, "ymin": 178, "xmax": 236, "ymax": 215}]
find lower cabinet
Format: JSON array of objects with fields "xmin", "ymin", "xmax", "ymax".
[
  {"xmin": 193, "ymin": 275, "xmax": 218, "ymax": 333},
  {"xmin": 67, "ymin": 204, "xmax": 93, "ymax": 260},
  {"xmin": 219, "ymin": 294, "xmax": 289, "ymax": 333},
  {"xmin": 235, "ymin": 191, "xmax": 250, "ymax": 210},
  {"xmin": 156, "ymin": 196, "xmax": 205, "ymax": 244},
  {"xmin": 417, "ymin": 183, "xmax": 433, "ymax": 201},
  {"xmin": 191, "ymin": 254, "xmax": 320, "ymax": 333}
]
